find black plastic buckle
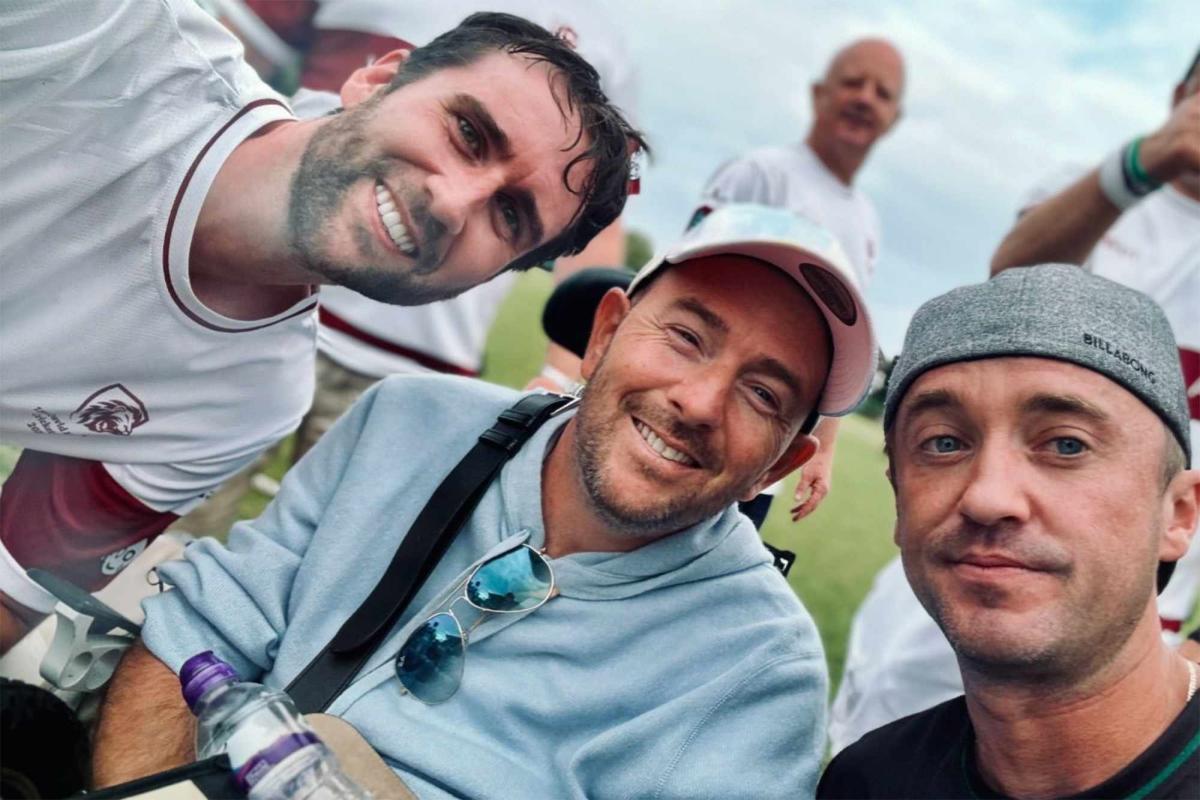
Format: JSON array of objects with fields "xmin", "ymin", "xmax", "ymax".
[
  {"xmin": 479, "ymin": 394, "xmax": 573, "ymax": 453},
  {"xmin": 763, "ymin": 543, "xmax": 796, "ymax": 577},
  {"xmin": 479, "ymin": 427, "xmax": 522, "ymax": 452},
  {"xmin": 498, "ymin": 408, "xmax": 534, "ymax": 427}
]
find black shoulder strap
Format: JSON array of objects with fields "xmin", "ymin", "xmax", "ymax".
[{"xmin": 286, "ymin": 392, "xmax": 574, "ymax": 713}]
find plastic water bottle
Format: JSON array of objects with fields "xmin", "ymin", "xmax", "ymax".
[
  {"xmin": 181, "ymin": 651, "xmax": 313, "ymax": 764},
  {"xmin": 180, "ymin": 651, "xmax": 370, "ymax": 799},
  {"xmin": 239, "ymin": 735, "xmax": 370, "ymax": 800}
]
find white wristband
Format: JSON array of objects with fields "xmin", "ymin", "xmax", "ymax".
[
  {"xmin": 539, "ymin": 364, "xmax": 579, "ymax": 394},
  {"xmin": 1098, "ymin": 144, "xmax": 1142, "ymax": 211}
]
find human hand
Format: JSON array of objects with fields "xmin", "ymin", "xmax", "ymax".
[
  {"xmin": 1140, "ymin": 90, "xmax": 1200, "ymax": 185},
  {"xmin": 790, "ymin": 452, "xmax": 834, "ymax": 521}
]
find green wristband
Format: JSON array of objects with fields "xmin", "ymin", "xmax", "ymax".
[{"xmin": 1125, "ymin": 137, "xmax": 1161, "ymax": 190}]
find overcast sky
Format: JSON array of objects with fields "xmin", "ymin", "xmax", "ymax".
[{"xmin": 607, "ymin": 0, "xmax": 1195, "ymax": 354}]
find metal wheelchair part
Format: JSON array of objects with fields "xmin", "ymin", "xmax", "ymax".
[{"xmin": 26, "ymin": 569, "xmax": 141, "ymax": 711}]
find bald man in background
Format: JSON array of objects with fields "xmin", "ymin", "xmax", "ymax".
[{"xmin": 703, "ymin": 38, "xmax": 905, "ymax": 522}]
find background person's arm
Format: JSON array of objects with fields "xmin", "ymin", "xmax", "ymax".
[
  {"xmin": 791, "ymin": 417, "xmax": 841, "ymax": 521},
  {"xmin": 91, "ymin": 639, "xmax": 195, "ymax": 788},
  {"xmin": 988, "ymin": 170, "xmax": 1122, "ymax": 273},
  {"xmin": 701, "ymin": 155, "xmax": 773, "ymax": 207},
  {"xmin": 991, "ymin": 90, "xmax": 1200, "ymax": 275}
]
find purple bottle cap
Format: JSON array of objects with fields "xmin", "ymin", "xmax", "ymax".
[
  {"xmin": 180, "ymin": 651, "xmax": 240, "ymax": 711},
  {"xmin": 235, "ymin": 732, "xmax": 322, "ymax": 791}
]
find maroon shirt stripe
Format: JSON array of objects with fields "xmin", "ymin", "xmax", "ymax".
[{"xmin": 319, "ymin": 307, "xmax": 479, "ymax": 377}]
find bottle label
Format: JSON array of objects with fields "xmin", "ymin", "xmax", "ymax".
[
  {"xmin": 225, "ymin": 712, "xmax": 298, "ymax": 769},
  {"xmin": 234, "ymin": 732, "xmax": 322, "ymax": 792}
]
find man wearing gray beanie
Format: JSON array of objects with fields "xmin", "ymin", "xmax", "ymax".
[
  {"xmin": 819, "ymin": 264, "xmax": 1200, "ymax": 799},
  {"xmin": 828, "ymin": 48, "xmax": 1200, "ymax": 757},
  {"xmin": 993, "ymin": 47, "xmax": 1200, "ymax": 646}
]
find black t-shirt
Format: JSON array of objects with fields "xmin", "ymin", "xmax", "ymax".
[{"xmin": 818, "ymin": 692, "xmax": 1200, "ymax": 799}]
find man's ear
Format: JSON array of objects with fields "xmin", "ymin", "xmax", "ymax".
[
  {"xmin": 1159, "ymin": 469, "xmax": 1200, "ymax": 563},
  {"xmin": 1173, "ymin": 80, "xmax": 1188, "ymax": 108},
  {"xmin": 741, "ymin": 433, "xmax": 820, "ymax": 501},
  {"xmin": 580, "ymin": 289, "xmax": 630, "ymax": 382},
  {"xmin": 340, "ymin": 49, "xmax": 412, "ymax": 109},
  {"xmin": 810, "ymin": 81, "xmax": 824, "ymax": 111}
]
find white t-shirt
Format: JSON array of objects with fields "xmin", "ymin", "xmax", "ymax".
[
  {"xmin": 319, "ymin": 280, "xmax": 515, "ymax": 377},
  {"xmin": 826, "ymin": 558, "xmax": 962, "ymax": 754},
  {"xmin": 309, "ymin": 0, "xmax": 639, "ymax": 377},
  {"xmin": 0, "ymin": 0, "xmax": 315, "ymax": 511},
  {"xmin": 827, "ymin": 175, "xmax": 1200, "ymax": 754},
  {"xmin": 702, "ymin": 142, "xmax": 881, "ymax": 289}
]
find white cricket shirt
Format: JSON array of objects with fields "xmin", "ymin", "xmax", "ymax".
[
  {"xmin": 0, "ymin": 0, "xmax": 316, "ymax": 512},
  {"xmin": 703, "ymin": 141, "xmax": 881, "ymax": 290}
]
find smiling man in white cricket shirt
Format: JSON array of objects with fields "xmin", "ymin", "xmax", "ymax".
[{"xmin": 0, "ymin": 0, "xmax": 642, "ymax": 652}]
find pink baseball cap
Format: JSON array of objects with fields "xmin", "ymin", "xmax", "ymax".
[{"xmin": 627, "ymin": 203, "xmax": 878, "ymax": 417}]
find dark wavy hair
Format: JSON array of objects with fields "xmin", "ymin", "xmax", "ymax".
[{"xmin": 387, "ymin": 12, "xmax": 648, "ymax": 271}]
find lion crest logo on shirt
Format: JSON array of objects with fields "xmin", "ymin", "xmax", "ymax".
[{"xmin": 71, "ymin": 384, "xmax": 149, "ymax": 435}]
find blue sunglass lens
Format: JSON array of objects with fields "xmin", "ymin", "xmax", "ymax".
[
  {"xmin": 395, "ymin": 612, "xmax": 465, "ymax": 704},
  {"xmin": 467, "ymin": 547, "xmax": 553, "ymax": 612}
]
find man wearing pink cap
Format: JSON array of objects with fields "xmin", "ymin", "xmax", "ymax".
[{"xmin": 95, "ymin": 204, "xmax": 876, "ymax": 797}]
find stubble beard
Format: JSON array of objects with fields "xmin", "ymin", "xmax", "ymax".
[
  {"xmin": 286, "ymin": 104, "xmax": 456, "ymax": 306},
  {"xmin": 571, "ymin": 358, "xmax": 736, "ymax": 539},
  {"xmin": 907, "ymin": 521, "xmax": 1156, "ymax": 687}
]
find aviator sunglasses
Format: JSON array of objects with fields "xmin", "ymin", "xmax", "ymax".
[{"xmin": 395, "ymin": 544, "xmax": 555, "ymax": 704}]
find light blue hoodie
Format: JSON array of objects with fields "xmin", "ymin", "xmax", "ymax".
[{"xmin": 142, "ymin": 375, "xmax": 828, "ymax": 799}]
